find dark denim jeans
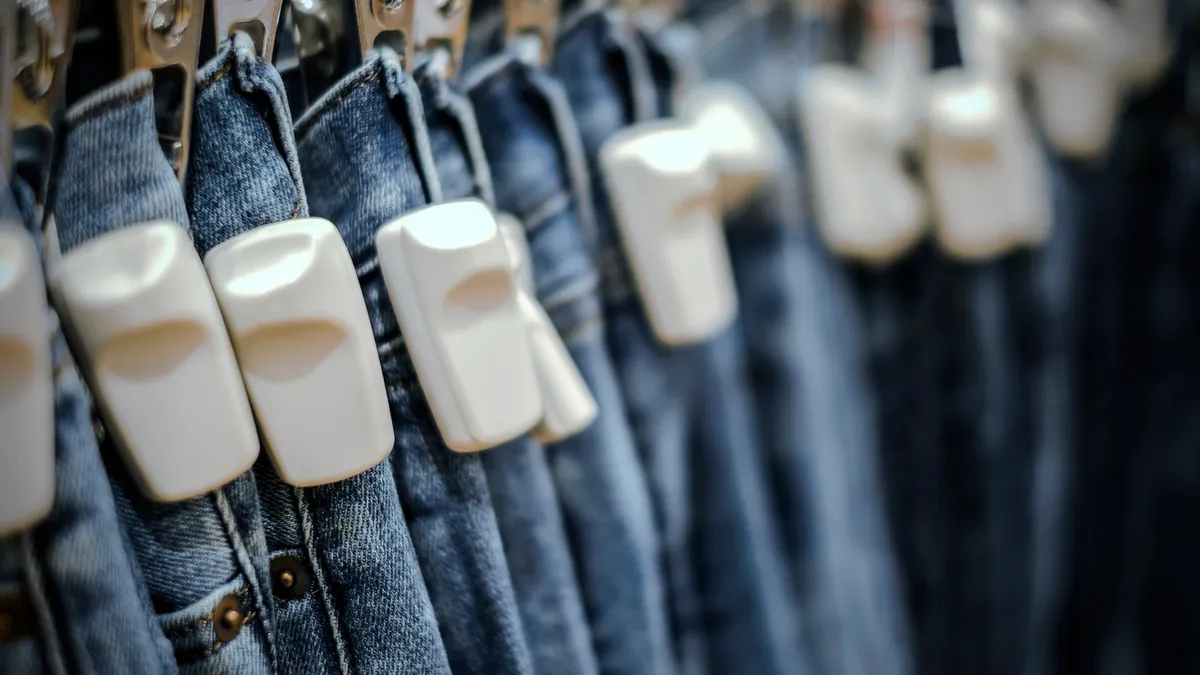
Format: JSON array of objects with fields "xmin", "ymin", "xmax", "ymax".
[
  {"xmin": 0, "ymin": 177, "xmax": 176, "ymax": 674},
  {"xmin": 50, "ymin": 71, "xmax": 276, "ymax": 675},
  {"xmin": 187, "ymin": 35, "xmax": 452, "ymax": 675},
  {"xmin": 294, "ymin": 48, "xmax": 532, "ymax": 675},
  {"xmin": 463, "ymin": 44, "xmax": 675, "ymax": 675},
  {"xmin": 651, "ymin": 9, "xmax": 913, "ymax": 675},
  {"xmin": 553, "ymin": 9, "xmax": 808, "ymax": 675},
  {"xmin": 415, "ymin": 55, "xmax": 598, "ymax": 675}
]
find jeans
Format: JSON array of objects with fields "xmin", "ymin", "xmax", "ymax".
[
  {"xmin": 464, "ymin": 44, "xmax": 675, "ymax": 675},
  {"xmin": 553, "ymin": 10, "xmax": 808, "ymax": 675},
  {"xmin": 295, "ymin": 49, "xmax": 532, "ymax": 675},
  {"xmin": 50, "ymin": 71, "xmax": 276, "ymax": 675},
  {"xmin": 651, "ymin": 9, "xmax": 913, "ymax": 675},
  {"xmin": 0, "ymin": 176, "xmax": 177, "ymax": 674},
  {"xmin": 415, "ymin": 55, "xmax": 598, "ymax": 675},
  {"xmin": 188, "ymin": 35, "xmax": 452, "ymax": 675}
]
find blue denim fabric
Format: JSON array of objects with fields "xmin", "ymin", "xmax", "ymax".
[
  {"xmin": 50, "ymin": 71, "xmax": 276, "ymax": 674},
  {"xmin": 0, "ymin": 177, "xmax": 176, "ymax": 675},
  {"xmin": 464, "ymin": 46, "xmax": 675, "ymax": 675},
  {"xmin": 415, "ymin": 55, "xmax": 598, "ymax": 675},
  {"xmin": 294, "ymin": 49, "xmax": 533, "ymax": 675},
  {"xmin": 188, "ymin": 35, "xmax": 452, "ymax": 675},
  {"xmin": 554, "ymin": 10, "xmax": 808, "ymax": 675},
  {"xmin": 648, "ymin": 9, "xmax": 914, "ymax": 675}
]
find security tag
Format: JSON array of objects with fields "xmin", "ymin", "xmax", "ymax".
[
  {"xmin": 680, "ymin": 82, "xmax": 784, "ymax": 214},
  {"xmin": 375, "ymin": 200, "xmax": 542, "ymax": 452},
  {"xmin": 204, "ymin": 218, "xmax": 394, "ymax": 487},
  {"xmin": 49, "ymin": 222, "xmax": 259, "ymax": 502},
  {"xmin": 798, "ymin": 66, "xmax": 927, "ymax": 265},
  {"xmin": 0, "ymin": 222, "xmax": 54, "ymax": 536},
  {"xmin": 599, "ymin": 121, "xmax": 738, "ymax": 346},
  {"xmin": 1029, "ymin": 0, "xmax": 1125, "ymax": 158},
  {"xmin": 925, "ymin": 73, "xmax": 1051, "ymax": 259},
  {"xmin": 496, "ymin": 214, "xmax": 597, "ymax": 443}
]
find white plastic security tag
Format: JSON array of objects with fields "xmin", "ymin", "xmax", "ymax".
[
  {"xmin": 798, "ymin": 66, "xmax": 927, "ymax": 265},
  {"xmin": 49, "ymin": 222, "xmax": 259, "ymax": 502},
  {"xmin": 599, "ymin": 121, "xmax": 738, "ymax": 346},
  {"xmin": 204, "ymin": 218, "xmax": 393, "ymax": 487},
  {"xmin": 925, "ymin": 75, "xmax": 1031, "ymax": 259},
  {"xmin": 375, "ymin": 200, "xmax": 542, "ymax": 452},
  {"xmin": 680, "ymin": 82, "xmax": 784, "ymax": 214},
  {"xmin": 0, "ymin": 222, "xmax": 54, "ymax": 536},
  {"xmin": 496, "ymin": 214, "xmax": 597, "ymax": 443},
  {"xmin": 1029, "ymin": 0, "xmax": 1125, "ymax": 158}
]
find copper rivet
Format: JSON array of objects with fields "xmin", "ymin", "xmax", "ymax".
[
  {"xmin": 279, "ymin": 570, "xmax": 295, "ymax": 588},
  {"xmin": 222, "ymin": 607, "xmax": 241, "ymax": 629}
]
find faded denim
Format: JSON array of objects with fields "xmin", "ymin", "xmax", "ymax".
[
  {"xmin": 295, "ymin": 48, "xmax": 533, "ymax": 675},
  {"xmin": 188, "ymin": 35, "xmax": 453, "ymax": 675},
  {"xmin": 0, "ymin": 175, "xmax": 177, "ymax": 674},
  {"xmin": 415, "ymin": 54, "xmax": 598, "ymax": 675},
  {"xmin": 464, "ymin": 43, "xmax": 675, "ymax": 675},
  {"xmin": 553, "ymin": 9, "xmax": 808, "ymax": 675}
]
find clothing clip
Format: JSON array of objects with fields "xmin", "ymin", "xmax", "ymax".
[
  {"xmin": 413, "ymin": 0, "xmax": 472, "ymax": 76},
  {"xmin": 204, "ymin": 218, "xmax": 394, "ymax": 486},
  {"xmin": 49, "ymin": 221, "xmax": 260, "ymax": 502},
  {"xmin": 496, "ymin": 213, "xmax": 597, "ymax": 443},
  {"xmin": 116, "ymin": 0, "xmax": 205, "ymax": 178},
  {"xmin": 11, "ymin": 0, "xmax": 76, "ymax": 196},
  {"xmin": 375, "ymin": 199, "xmax": 542, "ymax": 452},
  {"xmin": 210, "ymin": 0, "xmax": 285, "ymax": 58},
  {"xmin": 0, "ymin": 219, "xmax": 55, "ymax": 537},
  {"xmin": 600, "ymin": 121, "xmax": 738, "ymax": 346},
  {"xmin": 504, "ymin": 0, "xmax": 561, "ymax": 65},
  {"xmin": 680, "ymin": 82, "xmax": 785, "ymax": 214},
  {"xmin": 354, "ymin": 0, "xmax": 415, "ymax": 69}
]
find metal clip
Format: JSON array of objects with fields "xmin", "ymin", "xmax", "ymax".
[
  {"xmin": 504, "ymin": 0, "xmax": 560, "ymax": 65},
  {"xmin": 354, "ymin": 0, "xmax": 415, "ymax": 69},
  {"xmin": 116, "ymin": 0, "xmax": 205, "ymax": 179},
  {"xmin": 12, "ymin": 0, "xmax": 77, "ymax": 166},
  {"xmin": 413, "ymin": 0, "xmax": 471, "ymax": 76},
  {"xmin": 1, "ymin": 0, "xmax": 15, "ymax": 176},
  {"xmin": 211, "ymin": 0, "xmax": 285, "ymax": 59}
]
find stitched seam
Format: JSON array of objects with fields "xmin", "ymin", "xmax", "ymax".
[
  {"xmin": 295, "ymin": 71, "xmax": 383, "ymax": 140},
  {"xmin": 65, "ymin": 81, "xmax": 155, "ymax": 129},
  {"xmin": 293, "ymin": 488, "xmax": 355, "ymax": 675},
  {"xmin": 212, "ymin": 491, "xmax": 270, "ymax": 638},
  {"xmin": 196, "ymin": 61, "xmax": 236, "ymax": 95}
]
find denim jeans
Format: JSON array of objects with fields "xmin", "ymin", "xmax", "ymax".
[
  {"xmin": 415, "ymin": 55, "xmax": 598, "ymax": 675},
  {"xmin": 187, "ymin": 35, "xmax": 452, "ymax": 675},
  {"xmin": 463, "ymin": 43, "xmax": 675, "ymax": 675},
  {"xmin": 50, "ymin": 71, "xmax": 276, "ymax": 675},
  {"xmin": 0, "ymin": 176, "xmax": 177, "ymax": 674},
  {"xmin": 648, "ymin": 8, "xmax": 913, "ymax": 675},
  {"xmin": 553, "ymin": 10, "xmax": 808, "ymax": 675},
  {"xmin": 295, "ymin": 49, "xmax": 532, "ymax": 675}
]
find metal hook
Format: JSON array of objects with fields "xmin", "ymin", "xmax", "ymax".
[
  {"xmin": 116, "ymin": 0, "xmax": 206, "ymax": 179},
  {"xmin": 504, "ymin": 0, "xmax": 560, "ymax": 65},
  {"xmin": 354, "ymin": 0, "xmax": 414, "ymax": 68},
  {"xmin": 412, "ymin": 0, "xmax": 470, "ymax": 76},
  {"xmin": 211, "ymin": 0, "xmax": 285, "ymax": 59}
]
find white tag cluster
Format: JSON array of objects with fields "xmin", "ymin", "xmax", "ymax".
[{"xmin": 0, "ymin": 222, "xmax": 54, "ymax": 535}]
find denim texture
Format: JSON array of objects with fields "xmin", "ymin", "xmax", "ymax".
[
  {"xmin": 0, "ymin": 177, "xmax": 177, "ymax": 675},
  {"xmin": 465, "ymin": 49, "xmax": 675, "ymax": 675},
  {"xmin": 652, "ymin": 9, "xmax": 914, "ymax": 675},
  {"xmin": 295, "ymin": 49, "xmax": 532, "ymax": 675},
  {"xmin": 50, "ymin": 71, "xmax": 277, "ymax": 674},
  {"xmin": 554, "ymin": 10, "xmax": 808, "ymax": 675},
  {"xmin": 417, "ymin": 55, "xmax": 598, "ymax": 675},
  {"xmin": 188, "ymin": 35, "xmax": 452, "ymax": 675}
]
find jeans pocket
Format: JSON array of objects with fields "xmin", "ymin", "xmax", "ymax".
[{"xmin": 160, "ymin": 577, "xmax": 272, "ymax": 675}]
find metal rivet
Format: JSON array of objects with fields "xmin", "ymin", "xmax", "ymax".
[
  {"xmin": 211, "ymin": 594, "xmax": 244, "ymax": 643},
  {"xmin": 270, "ymin": 555, "xmax": 311, "ymax": 602}
]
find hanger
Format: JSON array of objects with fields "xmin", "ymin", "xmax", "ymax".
[
  {"xmin": 12, "ymin": 0, "xmax": 76, "ymax": 197},
  {"xmin": 503, "ymin": 0, "xmax": 561, "ymax": 65},
  {"xmin": 353, "ymin": 0, "xmax": 415, "ymax": 68},
  {"xmin": 115, "ymin": 0, "xmax": 206, "ymax": 179},
  {"xmin": 210, "ymin": 0, "xmax": 286, "ymax": 59},
  {"xmin": 413, "ymin": 0, "xmax": 472, "ymax": 77}
]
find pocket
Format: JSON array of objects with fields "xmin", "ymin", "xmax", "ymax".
[{"xmin": 159, "ymin": 577, "xmax": 271, "ymax": 675}]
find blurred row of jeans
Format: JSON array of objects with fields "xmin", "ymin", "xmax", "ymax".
[{"xmin": 1, "ymin": 0, "xmax": 1198, "ymax": 673}]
